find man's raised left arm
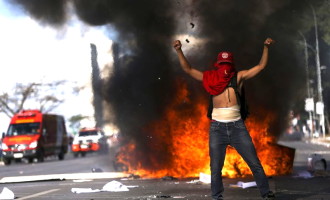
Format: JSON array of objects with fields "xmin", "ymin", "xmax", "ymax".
[{"xmin": 240, "ymin": 38, "xmax": 275, "ymax": 81}]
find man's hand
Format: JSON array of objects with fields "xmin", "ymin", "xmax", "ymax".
[
  {"xmin": 173, "ymin": 39, "xmax": 203, "ymax": 81},
  {"xmin": 173, "ymin": 40, "xmax": 182, "ymax": 50},
  {"xmin": 264, "ymin": 38, "xmax": 275, "ymax": 47}
]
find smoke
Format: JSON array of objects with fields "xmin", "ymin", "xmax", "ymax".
[
  {"xmin": 10, "ymin": 0, "xmax": 67, "ymax": 27},
  {"xmin": 8, "ymin": 0, "xmax": 310, "ymax": 169}
]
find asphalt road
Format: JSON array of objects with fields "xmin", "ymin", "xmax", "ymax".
[
  {"xmin": 278, "ymin": 139, "xmax": 330, "ymax": 171},
  {"xmin": 0, "ymin": 141, "xmax": 329, "ymax": 200},
  {"xmin": 0, "ymin": 151, "xmax": 116, "ymax": 177}
]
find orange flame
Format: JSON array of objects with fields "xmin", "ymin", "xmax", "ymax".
[{"xmin": 117, "ymin": 80, "xmax": 293, "ymax": 178}]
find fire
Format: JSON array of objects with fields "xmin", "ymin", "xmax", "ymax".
[{"xmin": 116, "ymin": 80, "xmax": 294, "ymax": 178}]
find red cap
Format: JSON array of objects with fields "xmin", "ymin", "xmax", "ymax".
[{"xmin": 217, "ymin": 51, "xmax": 234, "ymax": 64}]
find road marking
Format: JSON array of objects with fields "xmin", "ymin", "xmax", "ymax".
[
  {"xmin": 0, "ymin": 172, "xmax": 128, "ymax": 183},
  {"xmin": 16, "ymin": 189, "xmax": 60, "ymax": 200}
]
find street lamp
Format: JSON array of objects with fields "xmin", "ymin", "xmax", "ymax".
[
  {"xmin": 299, "ymin": 31, "xmax": 314, "ymax": 138},
  {"xmin": 311, "ymin": 5, "xmax": 326, "ymax": 138},
  {"xmin": 298, "ymin": 5, "xmax": 326, "ymax": 138}
]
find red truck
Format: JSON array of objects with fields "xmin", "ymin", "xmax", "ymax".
[{"xmin": 1, "ymin": 110, "xmax": 69, "ymax": 165}]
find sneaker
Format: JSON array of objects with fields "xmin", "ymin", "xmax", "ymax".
[{"xmin": 263, "ymin": 191, "xmax": 275, "ymax": 200}]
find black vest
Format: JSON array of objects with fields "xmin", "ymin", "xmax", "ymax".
[{"xmin": 207, "ymin": 75, "xmax": 249, "ymax": 120}]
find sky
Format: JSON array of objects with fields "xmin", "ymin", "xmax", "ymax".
[{"xmin": 0, "ymin": 0, "xmax": 113, "ymax": 134}]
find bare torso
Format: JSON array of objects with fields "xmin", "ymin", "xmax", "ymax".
[{"xmin": 212, "ymin": 72, "xmax": 243, "ymax": 108}]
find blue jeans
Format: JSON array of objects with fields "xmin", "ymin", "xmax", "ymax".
[{"xmin": 209, "ymin": 119, "xmax": 270, "ymax": 199}]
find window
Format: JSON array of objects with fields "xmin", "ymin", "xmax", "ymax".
[
  {"xmin": 6, "ymin": 123, "xmax": 41, "ymax": 136},
  {"xmin": 78, "ymin": 131, "xmax": 98, "ymax": 137}
]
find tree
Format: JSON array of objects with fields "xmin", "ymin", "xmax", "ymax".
[
  {"xmin": 0, "ymin": 80, "xmax": 72, "ymax": 118},
  {"xmin": 316, "ymin": 0, "xmax": 330, "ymax": 44},
  {"xmin": 68, "ymin": 114, "xmax": 89, "ymax": 135}
]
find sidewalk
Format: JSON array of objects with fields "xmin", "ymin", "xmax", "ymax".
[{"xmin": 309, "ymin": 136, "xmax": 330, "ymax": 147}]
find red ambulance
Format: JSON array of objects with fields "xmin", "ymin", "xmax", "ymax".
[{"xmin": 1, "ymin": 110, "xmax": 69, "ymax": 165}]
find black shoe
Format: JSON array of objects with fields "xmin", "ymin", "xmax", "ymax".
[
  {"xmin": 263, "ymin": 191, "xmax": 275, "ymax": 200},
  {"xmin": 212, "ymin": 196, "xmax": 224, "ymax": 200}
]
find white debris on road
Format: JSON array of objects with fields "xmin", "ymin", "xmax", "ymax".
[
  {"xmin": 229, "ymin": 181, "xmax": 257, "ymax": 189},
  {"xmin": 0, "ymin": 187, "xmax": 15, "ymax": 199},
  {"xmin": 199, "ymin": 172, "xmax": 211, "ymax": 184},
  {"xmin": 71, "ymin": 180, "xmax": 139, "ymax": 194}
]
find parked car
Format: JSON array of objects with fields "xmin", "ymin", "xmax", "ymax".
[{"xmin": 71, "ymin": 127, "xmax": 108, "ymax": 157}]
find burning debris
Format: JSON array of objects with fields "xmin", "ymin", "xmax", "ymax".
[
  {"xmin": 126, "ymin": 174, "xmax": 141, "ymax": 180},
  {"xmin": 161, "ymin": 176, "xmax": 177, "ymax": 181},
  {"xmin": 190, "ymin": 22, "xmax": 195, "ymax": 28}
]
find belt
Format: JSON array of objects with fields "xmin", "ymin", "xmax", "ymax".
[{"xmin": 210, "ymin": 119, "xmax": 241, "ymax": 125}]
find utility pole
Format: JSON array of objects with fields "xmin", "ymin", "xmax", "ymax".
[
  {"xmin": 311, "ymin": 5, "xmax": 326, "ymax": 138},
  {"xmin": 299, "ymin": 31, "xmax": 314, "ymax": 138}
]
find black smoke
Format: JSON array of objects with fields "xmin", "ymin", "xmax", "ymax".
[
  {"xmin": 10, "ymin": 0, "xmax": 67, "ymax": 27},
  {"xmin": 7, "ymin": 0, "xmax": 316, "ymax": 170}
]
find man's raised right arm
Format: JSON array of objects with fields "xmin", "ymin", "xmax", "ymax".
[{"xmin": 173, "ymin": 40, "xmax": 203, "ymax": 81}]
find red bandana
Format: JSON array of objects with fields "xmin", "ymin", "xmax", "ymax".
[{"xmin": 202, "ymin": 63, "xmax": 236, "ymax": 95}]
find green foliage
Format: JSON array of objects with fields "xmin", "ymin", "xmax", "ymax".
[
  {"xmin": 317, "ymin": 0, "xmax": 330, "ymax": 44},
  {"xmin": 68, "ymin": 114, "xmax": 89, "ymax": 135},
  {"xmin": 296, "ymin": 0, "xmax": 330, "ymax": 44}
]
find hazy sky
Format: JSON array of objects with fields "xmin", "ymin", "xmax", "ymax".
[{"xmin": 0, "ymin": 0, "xmax": 113, "ymax": 133}]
